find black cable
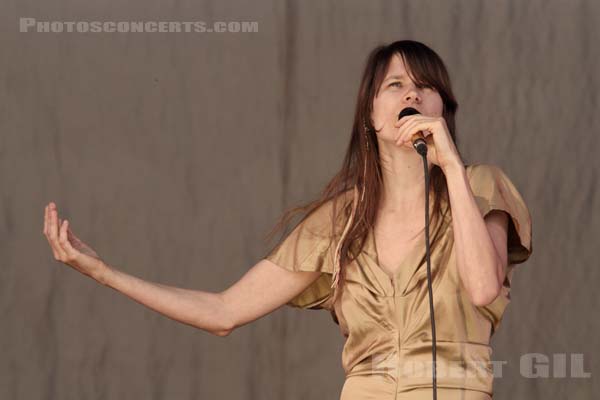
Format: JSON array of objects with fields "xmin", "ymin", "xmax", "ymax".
[
  {"xmin": 400, "ymin": 106, "xmax": 437, "ymax": 399},
  {"xmin": 415, "ymin": 142, "xmax": 437, "ymax": 400}
]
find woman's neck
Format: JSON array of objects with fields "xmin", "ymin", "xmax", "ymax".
[{"xmin": 377, "ymin": 141, "xmax": 434, "ymax": 215}]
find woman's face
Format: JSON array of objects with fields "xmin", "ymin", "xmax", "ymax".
[{"xmin": 371, "ymin": 54, "xmax": 444, "ymax": 144}]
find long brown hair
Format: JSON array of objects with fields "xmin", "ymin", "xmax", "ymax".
[{"xmin": 264, "ymin": 40, "xmax": 462, "ymax": 305}]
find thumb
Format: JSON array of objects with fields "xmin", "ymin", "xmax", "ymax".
[{"xmin": 60, "ymin": 220, "xmax": 79, "ymax": 255}]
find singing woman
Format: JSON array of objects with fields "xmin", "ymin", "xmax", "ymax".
[{"xmin": 43, "ymin": 40, "xmax": 532, "ymax": 399}]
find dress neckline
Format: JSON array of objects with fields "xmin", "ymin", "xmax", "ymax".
[{"xmin": 368, "ymin": 224, "xmax": 425, "ymax": 282}]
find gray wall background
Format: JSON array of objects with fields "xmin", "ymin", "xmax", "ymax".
[{"xmin": 2, "ymin": 0, "xmax": 598, "ymax": 398}]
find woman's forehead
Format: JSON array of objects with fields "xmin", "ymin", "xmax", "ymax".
[{"xmin": 384, "ymin": 54, "xmax": 411, "ymax": 80}]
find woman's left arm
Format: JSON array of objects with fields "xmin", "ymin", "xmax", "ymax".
[
  {"xmin": 394, "ymin": 116, "xmax": 511, "ymax": 306},
  {"xmin": 444, "ymin": 161, "xmax": 509, "ymax": 307}
]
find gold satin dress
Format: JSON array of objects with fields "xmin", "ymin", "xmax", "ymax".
[{"xmin": 265, "ymin": 163, "xmax": 533, "ymax": 399}]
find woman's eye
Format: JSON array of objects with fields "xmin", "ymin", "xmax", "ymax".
[{"xmin": 389, "ymin": 82, "xmax": 433, "ymax": 90}]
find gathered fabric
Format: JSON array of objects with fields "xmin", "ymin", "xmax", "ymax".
[{"xmin": 265, "ymin": 163, "xmax": 533, "ymax": 398}]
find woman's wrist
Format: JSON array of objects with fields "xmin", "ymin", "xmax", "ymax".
[{"xmin": 93, "ymin": 262, "xmax": 114, "ymax": 286}]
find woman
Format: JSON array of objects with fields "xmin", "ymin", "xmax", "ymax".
[{"xmin": 43, "ymin": 40, "xmax": 533, "ymax": 399}]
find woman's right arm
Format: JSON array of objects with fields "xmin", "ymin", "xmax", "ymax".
[
  {"xmin": 44, "ymin": 202, "xmax": 321, "ymax": 338},
  {"xmin": 219, "ymin": 259, "xmax": 322, "ymax": 332},
  {"xmin": 98, "ymin": 259, "xmax": 321, "ymax": 337}
]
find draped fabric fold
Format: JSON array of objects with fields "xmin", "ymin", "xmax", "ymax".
[{"xmin": 264, "ymin": 163, "xmax": 533, "ymax": 397}]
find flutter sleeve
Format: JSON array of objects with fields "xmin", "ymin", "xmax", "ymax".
[
  {"xmin": 467, "ymin": 163, "xmax": 534, "ymax": 335},
  {"xmin": 264, "ymin": 200, "xmax": 340, "ymax": 311},
  {"xmin": 467, "ymin": 163, "xmax": 533, "ymax": 266}
]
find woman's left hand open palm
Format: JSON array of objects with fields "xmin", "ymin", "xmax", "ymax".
[{"xmin": 43, "ymin": 202, "xmax": 109, "ymax": 282}]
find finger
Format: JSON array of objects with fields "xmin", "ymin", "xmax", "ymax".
[
  {"xmin": 394, "ymin": 117, "xmax": 411, "ymax": 140},
  {"xmin": 394, "ymin": 123, "xmax": 407, "ymax": 142},
  {"xmin": 58, "ymin": 219, "xmax": 66, "ymax": 246},
  {"xmin": 44, "ymin": 204, "xmax": 60, "ymax": 259},
  {"xmin": 398, "ymin": 118, "xmax": 424, "ymax": 142},
  {"xmin": 396, "ymin": 134, "xmax": 404, "ymax": 145},
  {"xmin": 396, "ymin": 120, "xmax": 417, "ymax": 145},
  {"xmin": 400, "ymin": 121, "xmax": 426, "ymax": 145},
  {"xmin": 59, "ymin": 220, "xmax": 70, "ymax": 258},
  {"xmin": 58, "ymin": 218, "xmax": 63, "ymax": 246},
  {"xmin": 56, "ymin": 219, "xmax": 68, "ymax": 259},
  {"xmin": 47, "ymin": 206, "xmax": 57, "ymax": 244},
  {"xmin": 55, "ymin": 224, "xmax": 68, "ymax": 260},
  {"xmin": 59, "ymin": 220, "xmax": 77, "ymax": 260},
  {"xmin": 47, "ymin": 225, "xmax": 60, "ymax": 259},
  {"xmin": 394, "ymin": 114, "xmax": 424, "ymax": 128},
  {"xmin": 50, "ymin": 208, "xmax": 67, "ymax": 260},
  {"xmin": 48, "ymin": 206, "xmax": 57, "ymax": 241},
  {"xmin": 44, "ymin": 205, "xmax": 60, "ymax": 259},
  {"xmin": 394, "ymin": 115, "xmax": 413, "ymax": 128},
  {"xmin": 395, "ymin": 126, "xmax": 406, "ymax": 144}
]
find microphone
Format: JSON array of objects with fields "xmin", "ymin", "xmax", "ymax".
[{"xmin": 398, "ymin": 107, "xmax": 428, "ymax": 156}]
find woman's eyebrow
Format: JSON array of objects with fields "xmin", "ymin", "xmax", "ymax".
[{"xmin": 384, "ymin": 74, "xmax": 405, "ymax": 81}]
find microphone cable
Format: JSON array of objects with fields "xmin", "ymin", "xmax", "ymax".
[{"xmin": 397, "ymin": 107, "xmax": 437, "ymax": 400}]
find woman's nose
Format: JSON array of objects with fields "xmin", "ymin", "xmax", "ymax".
[{"xmin": 404, "ymin": 91, "xmax": 421, "ymax": 102}]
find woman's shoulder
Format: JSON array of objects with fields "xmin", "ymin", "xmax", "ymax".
[
  {"xmin": 465, "ymin": 162, "xmax": 517, "ymax": 189},
  {"xmin": 465, "ymin": 162, "xmax": 505, "ymax": 177},
  {"xmin": 298, "ymin": 188, "xmax": 355, "ymax": 237}
]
